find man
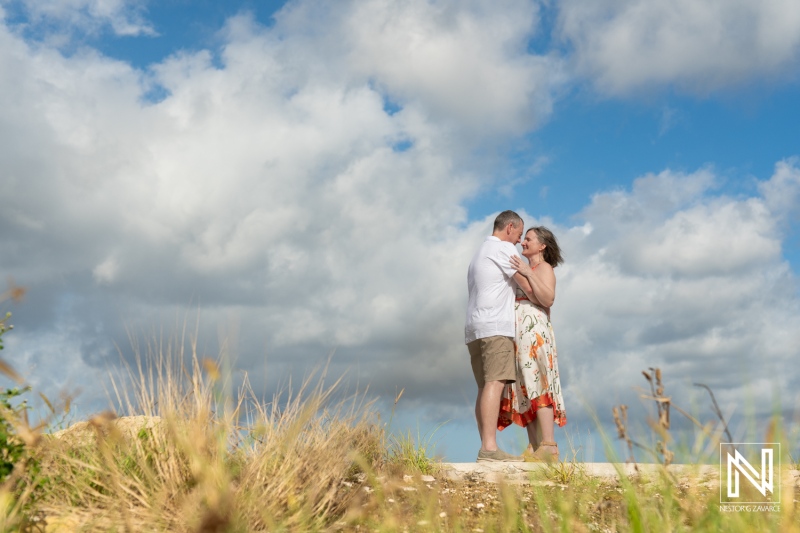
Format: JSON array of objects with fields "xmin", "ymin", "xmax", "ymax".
[{"xmin": 465, "ymin": 210, "xmax": 528, "ymax": 462}]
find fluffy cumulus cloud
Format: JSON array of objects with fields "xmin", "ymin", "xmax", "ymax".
[
  {"xmin": 270, "ymin": 0, "xmax": 564, "ymax": 136},
  {"xmin": 0, "ymin": 0, "xmax": 559, "ymax": 409},
  {"xmin": 552, "ymin": 162, "xmax": 800, "ymax": 431},
  {"xmin": 557, "ymin": 0, "xmax": 800, "ymax": 93}
]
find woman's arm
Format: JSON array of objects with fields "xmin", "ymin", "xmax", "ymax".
[
  {"xmin": 511, "ymin": 257, "xmax": 556, "ymax": 308},
  {"xmin": 513, "ymin": 271, "xmax": 535, "ymax": 301},
  {"xmin": 513, "ymin": 272, "xmax": 547, "ymax": 307}
]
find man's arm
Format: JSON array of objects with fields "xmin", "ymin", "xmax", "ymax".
[
  {"xmin": 495, "ymin": 244, "xmax": 541, "ymax": 304},
  {"xmin": 504, "ymin": 248, "xmax": 539, "ymax": 303}
]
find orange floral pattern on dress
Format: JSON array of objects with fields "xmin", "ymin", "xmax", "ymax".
[{"xmin": 498, "ymin": 288, "xmax": 567, "ymax": 431}]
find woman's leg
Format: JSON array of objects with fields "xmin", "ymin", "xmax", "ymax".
[
  {"xmin": 536, "ymin": 405, "xmax": 558, "ymax": 456},
  {"xmin": 525, "ymin": 420, "xmax": 540, "ymax": 451}
]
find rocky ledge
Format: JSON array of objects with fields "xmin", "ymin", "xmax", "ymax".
[{"xmin": 441, "ymin": 462, "xmax": 800, "ymax": 486}]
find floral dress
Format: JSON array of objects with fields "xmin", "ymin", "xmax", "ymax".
[{"xmin": 498, "ymin": 286, "xmax": 567, "ymax": 430}]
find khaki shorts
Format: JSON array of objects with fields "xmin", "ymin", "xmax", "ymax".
[{"xmin": 468, "ymin": 336, "xmax": 516, "ymax": 388}]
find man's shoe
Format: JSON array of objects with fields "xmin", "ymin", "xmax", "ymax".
[{"xmin": 476, "ymin": 448, "xmax": 524, "ymax": 462}]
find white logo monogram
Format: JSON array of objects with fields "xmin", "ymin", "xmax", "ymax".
[
  {"xmin": 720, "ymin": 443, "xmax": 780, "ymax": 504},
  {"xmin": 727, "ymin": 448, "xmax": 773, "ymax": 498}
]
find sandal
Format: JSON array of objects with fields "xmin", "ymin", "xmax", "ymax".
[{"xmin": 523, "ymin": 441, "xmax": 559, "ymax": 463}]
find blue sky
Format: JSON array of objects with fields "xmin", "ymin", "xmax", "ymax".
[{"xmin": 1, "ymin": 0, "xmax": 800, "ymax": 463}]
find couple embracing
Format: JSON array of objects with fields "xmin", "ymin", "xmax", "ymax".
[{"xmin": 465, "ymin": 210, "xmax": 566, "ymax": 462}]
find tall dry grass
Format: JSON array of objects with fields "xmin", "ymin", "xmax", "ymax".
[{"xmin": 4, "ymin": 330, "xmax": 384, "ymax": 532}]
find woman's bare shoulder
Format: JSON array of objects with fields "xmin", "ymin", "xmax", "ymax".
[{"xmin": 537, "ymin": 262, "xmax": 555, "ymax": 273}]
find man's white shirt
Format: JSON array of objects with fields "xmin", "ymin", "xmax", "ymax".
[{"xmin": 465, "ymin": 236, "xmax": 520, "ymax": 344}]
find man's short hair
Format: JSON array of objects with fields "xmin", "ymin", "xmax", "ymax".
[{"xmin": 493, "ymin": 210, "xmax": 523, "ymax": 232}]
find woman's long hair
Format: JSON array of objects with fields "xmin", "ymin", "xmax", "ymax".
[{"xmin": 529, "ymin": 226, "xmax": 563, "ymax": 268}]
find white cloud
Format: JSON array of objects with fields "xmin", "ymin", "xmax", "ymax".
[
  {"xmin": 92, "ymin": 257, "xmax": 118, "ymax": 284},
  {"xmin": 262, "ymin": 0, "xmax": 566, "ymax": 138},
  {"xmin": 553, "ymin": 163, "xmax": 800, "ymax": 422},
  {"xmin": 557, "ymin": 0, "xmax": 800, "ymax": 93},
  {"xmin": 658, "ymin": 106, "xmax": 679, "ymax": 136},
  {"xmin": 0, "ymin": 0, "xmax": 560, "ymax": 410},
  {"xmin": 758, "ymin": 158, "xmax": 800, "ymax": 215},
  {"xmin": 5, "ymin": 0, "xmax": 154, "ymax": 36}
]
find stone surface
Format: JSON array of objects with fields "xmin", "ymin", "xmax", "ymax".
[
  {"xmin": 441, "ymin": 463, "xmax": 800, "ymax": 487},
  {"xmin": 440, "ymin": 462, "xmax": 719, "ymax": 484},
  {"xmin": 50, "ymin": 415, "xmax": 165, "ymax": 446}
]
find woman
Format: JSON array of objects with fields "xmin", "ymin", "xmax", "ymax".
[{"xmin": 497, "ymin": 226, "xmax": 566, "ymax": 462}]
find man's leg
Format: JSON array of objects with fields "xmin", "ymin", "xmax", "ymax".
[
  {"xmin": 471, "ymin": 336, "xmax": 521, "ymax": 461},
  {"xmin": 478, "ymin": 380, "xmax": 505, "ymax": 451},
  {"xmin": 474, "ymin": 388, "xmax": 483, "ymax": 440},
  {"xmin": 469, "ymin": 340, "xmax": 485, "ymax": 444}
]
